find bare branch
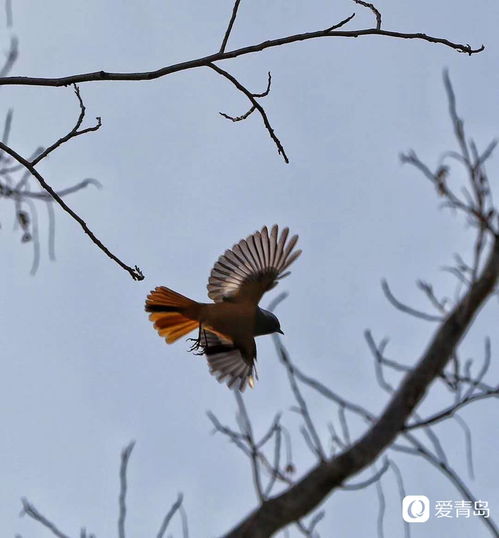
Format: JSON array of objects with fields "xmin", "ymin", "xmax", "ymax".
[
  {"xmin": 365, "ymin": 331, "xmax": 395, "ymax": 393},
  {"xmin": 118, "ymin": 441, "xmax": 135, "ymax": 538},
  {"xmin": 180, "ymin": 504, "xmax": 189, "ymax": 538},
  {"xmin": 234, "ymin": 391, "xmax": 265, "ymax": 501},
  {"xmin": 46, "ymin": 199, "xmax": 56, "ymax": 261},
  {"xmin": 341, "ymin": 457, "xmax": 389, "ymax": 490},
  {"xmin": 220, "ymin": 105, "xmax": 256, "ymax": 122},
  {"xmin": 267, "ymin": 291, "xmax": 289, "ymax": 313},
  {"xmin": 20, "ymin": 499, "xmax": 71, "ymax": 538},
  {"xmin": 0, "ymin": 27, "xmax": 483, "ymax": 89},
  {"xmin": 224, "ymin": 233, "xmax": 499, "ymax": 536},
  {"xmin": 404, "ymin": 385, "xmax": 499, "ymax": 430},
  {"xmin": 1, "ymin": 178, "xmax": 102, "ymax": 200},
  {"xmin": 381, "ymin": 279, "xmax": 443, "ymax": 321},
  {"xmin": 0, "ymin": 108, "xmax": 13, "ymax": 155},
  {"xmin": 207, "ymin": 410, "xmax": 252, "ymax": 456},
  {"xmin": 416, "ymin": 280, "xmax": 448, "ymax": 314},
  {"xmin": 389, "ymin": 461, "xmax": 410, "ymax": 538},
  {"xmin": 374, "ymin": 463, "xmax": 386, "ymax": 538},
  {"xmin": 157, "ymin": 493, "xmax": 183, "ymax": 538},
  {"xmin": 397, "ymin": 432, "xmax": 499, "ymax": 536},
  {"xmin": 31, "ymin": 85, "xmax": 102, "ymax": 166},
  {"xmin": 0, "ymin": 35, "xmax": 18, "ymax": 77},
  {"xmin": 0, "ymin": 141, "xmax": 144, "ymax": 280},
  {"xmin": 5, "ymin": 0, "xmax": 13, "ymax": 27},
  {"xmin": 209, "ymin": 63, "xmax": 289, "ymax": 163},
  {"xmin": 296, "ymin": 511, "xmax": 324, "ymax": 537},
  {"xmin": 220, "ymin": 0, "xmax": 242, "ymax": 53},
  {"xmin": 352, "ymin": 0, "xmax": 382, "ymax": 29},
  {"xmin": 453, "ymin": 414, "xmax": 474, "ymax": 480},
  {"xmin": 275, "ymin": 337, "xmax": 326, "ymax": 460}
]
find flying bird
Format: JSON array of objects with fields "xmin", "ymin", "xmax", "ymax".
[{"xmin": 145, "ymin": 225, "xmax": 301, "ymax": 390}]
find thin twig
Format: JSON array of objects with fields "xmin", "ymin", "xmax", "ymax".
[
  {"xmin": 156, "ymin": 494, "xmax": 183, "ymax": 538},
  {"xmin": 341, "ymin": 457, "xmax": 389, "ymax": 490},
  {"xmin": 453, "ymin": 414, "xmax": 474, "ymax": 480},
  {"xmin": 20, "ymin": 499, "xmax": 71, "ymax": 538},
  {"xmin": 352, "ymin": 0, "xmax": 382, "ymax": 29},
  {"xmin": 381, "ymin": 279, "xmax": 442, "ymax": 321},
  {"xmin": 397, "ymin": 432, "xmax": 499, "ymax": 537},
  {"xmin": 180, "ymin": 504, "xmax": 189, "ymax": 538},
  {"xmin": 1, "ymin": 178, "xmax": 101, "ymax": 200},
  {"xmin": 235, "ymin": 391, "xmax": 265, "ymax": 501},
  {"xmin": 31, "ymin": 85, "xmax": 101, "ymax": 166},
  {"xmin": 404, "ymin": 387, "xmax": 499, "ymax": 430},
  {"xmin": 374, "ymin": 463, "xmax": 386, "ymax": 538},
  {"xmin": 365, "ymin": 331, "xmax": 394, "ymax": 393},
  {"xmin": 389, "ymin": 460, "xmax": 410, "ymax": 538},
  {"xmin": 0, "ymin": 35, "xmax": 18, "ymax": 77},
  {"xmin": 220, "ymin": 0, "xmax": 242, "ymax": 53},
  {"xmin": 118, "ymin": 441, "xmax": 136, "ymax": 538},
  {"xmin": 209, "ymin": 63, "xmax": 288, "ymax": 163},
  {"xmin": 46, "ymin": 200, "xmax": 56, "ymax": 261},
  {"xmin": 5, "ymin": 0, "xmax": 13, "ymax": 27},
  {"xmin": 0, "ymin": 141, "xmax": 144, "ymax": 280},
  {"xmin": 275, "ymin": 336, "xmax": 326, "ymax": 460}
]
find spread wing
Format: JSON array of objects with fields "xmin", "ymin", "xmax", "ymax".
[
  {"xmin": 207, "ymin": 225, "xmax": 301, "ymax": 305},
  {"xmin": 199, "ymin": 330, "xmax": 255, "ymax": 391}
]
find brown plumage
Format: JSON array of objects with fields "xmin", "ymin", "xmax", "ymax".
[{"xmin": 145, "ymin": 224, "xmax": 301, "ymax": 390}]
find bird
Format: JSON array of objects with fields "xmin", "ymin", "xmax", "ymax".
[{"xmin": 145, "ymin": 224, "xmax": 301, "ymax": 391}]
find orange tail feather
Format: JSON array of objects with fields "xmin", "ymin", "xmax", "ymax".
[{"xmin": 145, "ymin": 286, "xmax": 200, "ymax": 344}]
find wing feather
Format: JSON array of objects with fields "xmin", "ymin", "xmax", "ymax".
[
  {"xmin": 199, "ymin": 330, "xmax": 254, "ymax": 391},
  {"xmin": 207, "ymin": 225, "xmax": 301, "ymax": 304},
  {"xmin": 260, "ymin": 226, "xmax": 270, "ymax": 268}
]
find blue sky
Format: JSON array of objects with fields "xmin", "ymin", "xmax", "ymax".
[{"xmin": 2, "ymin": 1, "xmax": 499, "ymax": 536}]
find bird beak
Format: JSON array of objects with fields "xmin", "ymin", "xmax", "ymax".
[{"xmin": 278, "ymin": 329, "xmax": 284, "ymax": 335}]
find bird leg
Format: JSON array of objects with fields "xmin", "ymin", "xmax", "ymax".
[{"xmin": 187, "ymin": 324, "xmax": 207, "ymax": 355}]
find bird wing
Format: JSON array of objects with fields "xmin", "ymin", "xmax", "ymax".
[
  {"xmin": 207, "ymin": 224, "xmax": 301, "ymax": 305},
  {"xmin": 199, "ymin": 330, "xmax": 255, "ymax": 391}
]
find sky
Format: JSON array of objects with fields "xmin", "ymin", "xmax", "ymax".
[{"xmin": 1, "ymin": 1, "xmax": 499, "ymax": 537}]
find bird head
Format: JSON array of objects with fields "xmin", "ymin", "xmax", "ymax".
[{"xmin": 255, "ymin": 308, "xmax": 284, "ymax": 336}]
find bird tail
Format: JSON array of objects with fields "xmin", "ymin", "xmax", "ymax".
[{"xmin": 145, "ymin": 286, "xmax": 201, "ymax": 343}]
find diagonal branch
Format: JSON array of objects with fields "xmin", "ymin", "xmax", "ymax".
[
  {"xmin": 395, "ymin": 432, "xmax": 499, "ymax": 536},
  {"xmin": 19, "ymin": 499, "xmax": 71, "ymax": 538},
  {"xmin": 0, "ymin": 35, "xmax": 18, "ymax": 77},
  {"xmin": 223, "ymin": 234, "xmax": 499, "ymax": 537},
  {"xmin": 0, "ymin": 141, "xmax": 144, "ymax": 280},
  {"xmin": 209, "ymin": 63, "xmax": 289, "ymax": 163},
  {"xmin": 220, "ymin": 0, "xmax": 242, "ymax": 54},
  {"xmin": 156, "ymin": 493, "xmax": 184, "ymax": 538}
]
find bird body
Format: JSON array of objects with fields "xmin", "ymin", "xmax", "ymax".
[{"xmin": 145, "ymin": 225, "xmax": 301, "ymax": 390}]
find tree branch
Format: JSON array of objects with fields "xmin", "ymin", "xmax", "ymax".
[
  {"xmin": 118, "ymin": 441, "xmax": 135, "ymax": 538},
  {"xmin": 224, "ymin": 234, "xmax": 499, "ymax": 536},
  {"xmin": 31, "ymin": 85, "xmax": 102, "ymax": 166},
  {"xmin": 220, "ymin": 0, "xmax": 243, "ymax": 54},
  {"xmin": 209, "ymin": 63, "xmax": 288, "ymax": 163},
  {"xmin": 0, "ymin": 26, "xmax": 483, "ymax": 88},
  {"xmin": 352, "ymin": 0, "xmax": 382, "ymax": 30},
  {"xmin": 157, "ymin": 493, "xmax": 184, "ymax": 538},
  {"xmin": 20, "ymin": 498, "xmax": 71, "ymax": 538},
  {"xmin": 0, "ymin": 141, "xmax": 144, "ymax": 280}
]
